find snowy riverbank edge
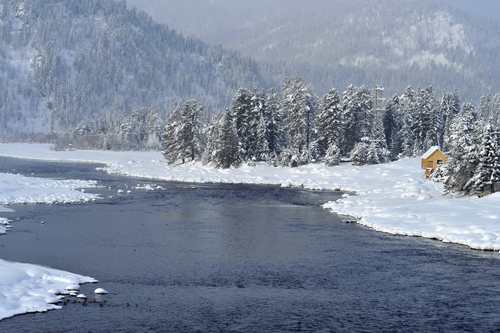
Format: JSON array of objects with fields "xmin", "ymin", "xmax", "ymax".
[
  {"xmin": 0, "ymin": 148, "xmax": 100, "ymax": 321},
  {"xmin": 1, "ymin": 143, "xmax": 500, "ymax": 254}
]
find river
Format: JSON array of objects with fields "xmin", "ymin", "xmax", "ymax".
[{"xmin": 0, "ymin": 157, "xmax": 499, "ymax": 332}]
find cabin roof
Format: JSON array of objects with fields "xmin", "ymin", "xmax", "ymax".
[{"xmin": 421, "ymin": 146, "xmax": 442, "ymax": 159}]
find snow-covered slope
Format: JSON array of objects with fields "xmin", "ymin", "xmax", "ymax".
[{"xmin": 0, "ymin": 0, "xmax": 272, "ymax": 137}]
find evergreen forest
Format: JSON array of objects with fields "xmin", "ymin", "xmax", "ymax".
[{"xmin": 0, "ymin": 0, "xmax": 499, "ymax": 196}]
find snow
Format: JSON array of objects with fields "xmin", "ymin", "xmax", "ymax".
[
  {"xmin": 0, "ymin": 148, "xmax": 102, "ymax": 321},
  {"xmin": 0, "ymin": 173, "xmax": 98, "ymax": 206},
  {"xmin": 1, "ymin": 142, "xmax": 500, "ymax": 319},
  {"xmin": 94, "ymin": 288, "xmax": 109, "ymax": 294},
  {"xmin": 421, "ymin": 146, "xmax": 441, "ymax": 159},
  {"xmin": 0, "ymin": 259, "xmax": 97, "ymax": 321}
]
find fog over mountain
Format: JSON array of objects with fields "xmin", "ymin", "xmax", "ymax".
[
  {"xmin": 126, "ymin": 0, "xmax": 500, "ymax": 102},
  {"xmin": 436, "ymin": 0, "xmax": 500, "ymax": 23}
]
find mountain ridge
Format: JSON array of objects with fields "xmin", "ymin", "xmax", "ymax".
[
  {"xmin": 0, "ymin": 0, "xmax": 274, "ymax": 137},
  {"xmin": 126, "ymin": 0, "xmax": 500, "ymax": 101}
]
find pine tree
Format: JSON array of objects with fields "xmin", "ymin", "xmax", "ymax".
[
  {"xmin": 161, "ymin": 100, "xmax": 203, "ymax": 165},
  {"xmin": 398, "ymin": 86, "xmax": 416, "ymax": 157},
  {"xmin": 315, "ymin": 88, "xmax": 343, "ymax": 163},
  {"xmin": 468, "ymin": 124, "xmax": 500, "ymax": 193},
  {"xmin": 202, "ymin": 111, "xmax": 223, "ymax": 166},
  {"xmin": 341, "ymin": 85, "xmax": 371, "ymax": 154},
  {"xmin": 444, "ymin": 103, "xmax": 479, "ymax": 194},
  {"xmin": 231, "ymin": 88, "xmax": 252, "ymax": 160},
  {"xmin": 247, "ymin": 88, "xmax": 266, "ymax": 162},
  {"xmin": 215, "ymin": 108, "xmax": 240, "ymax": 169},
  {"xmin": 161, "ymin": 104, "xmax": 183, "ymax": 165},
  {"xmin": 422, "ymin": 86, "xmax": 442, "ymax": 151},
  {"xmin": 366, "ymin": 142, "xmax": 380, "ymax": 165},
  {"xmin": 441, "ymin": 90, "xmax": 461, "ymax": 151},
  {"xmin": 265, "ymin": 88, "xmax": 285, "ymax": 164},
  {"xmin": 351, "ymin": 141, "xmax": 368, "ymax": 166},
  {"xmin": 280, "ymin": 77, "xmax": 317, "ymax": 166}
]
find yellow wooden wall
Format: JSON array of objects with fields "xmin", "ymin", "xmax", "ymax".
[{"xmin": 421, "ymin": 150, "xmax": 447, "ymax": 178}]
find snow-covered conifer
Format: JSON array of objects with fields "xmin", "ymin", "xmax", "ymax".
[
  {"xmin": 441, "ymin": 90, "xmax": 461, "ymax": 151},
  {"xmin": 383, "ymin": 94, "xmax": 401, "ymax": 157},
  {"xmin": 280, "ymin": 77, "xmax": 317, "ymax": 166},
  {"xmin": 341, "ymin": 85, "xmax": 371, "ymax": 154},
  {"xmin": 231, "ymin": 88, "xmax": 252, "ymax": 160},
  {"xmin": 467, "ymin": 124, "xmax": 500, "ymax": 193},
  {"xmin": 315, "ymin": 88, "xmax": 343, "ymax": 161},
  {"xmin": 351, "ymin": 141, "xmax": 368, "ymax": 166},
  {"xmin": 398, "ymin": 86, "xmax": 416, "ymax": 157},
  {"xmin": 366, "ymin": 142, "xmax": 380, "ymax": 165},
  {"xmin": 214, "ymin": 109, "xmax": 240, "ymax": 169},
  {"xmin": 265, "ymin": 88, "xmax": 285, "ymax": 164},
  {"xmin": 161, "ymin": 100, "xmax": 203, "ymax": 165},
  {"xmin": 444, "ymin": 102, "xmax": 479, "ymax": 194},
  {"xmin": 202, "ymin": 111, "xmax": 223, "ymax": 166}
]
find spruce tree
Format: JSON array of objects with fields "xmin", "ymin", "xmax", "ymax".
[
  {"xmin": 265, "ymin": 88, "xmax": 285, "ymax": 164},
  {"xmin": 441, "ymin": 90, "xmax": 461, "ymax": 151},
  {"xmin": 341, "ymin": 85, "xmax": 371, "ymax": 154},
  {"xmin": 215, "ymin": 109, "xmax": 240, "ymax": 169},
  {"xmin": 280, "ymin": 77, "xmax": 317, "ymax": 166},
  {"xmin": 444, "ymin": 103, "xmax": 478, "ymax": 194},
  {"xmin": 161, "ymin": 100, "xmax": 203, "ymax": 165},
  {"xmin": 202, "ymin": 111, "xmax": 223, "ymax": 166},
  {"xmin": 468, "ymin": 124, "xmax": 500, "ymax": 193},
  {"xmin": 315, "ymin": 88, "xmax": 343, "ymax": 163},
  {"xmin": 162, "ymin": 104, "xmax": 183, "ymax": 165},
  {"xmin": 231, "ymin": 88, "xmax": 252, "ymax": 160},
  {"xmin": 366, "ymin": 142, "xmax": 380, "ymax": 165},
  {"xmin": 383, "ymin": 94, "xmax": 401, "ymax": 157},
  {"xmin": 351, "ymin": 141, "xmax": 368, "ymax": 166},
  {"xmin": 398, "ymin": 86, "xmax": 416, "ymax": 157},
  {"xmin": 340, "ymin": 85, "xmax": 358, "ymax": 155}
]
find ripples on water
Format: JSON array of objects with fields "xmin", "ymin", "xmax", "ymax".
[{"xmin": 1, "ymin": 157, "xmax": 500, "ymax": 332}]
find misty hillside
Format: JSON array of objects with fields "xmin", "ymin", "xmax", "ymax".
[
  {"xmin": 127, "ymin": 0, "xmax": 500, "ymax": 101},
  {"xmin": 0, "ymin": 0, "xmax": 272, "ymax": 137}
]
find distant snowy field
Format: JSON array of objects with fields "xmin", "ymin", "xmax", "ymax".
[{"xmin": 1, "ymin": 142, "xmax": 500, "ymax": 320}]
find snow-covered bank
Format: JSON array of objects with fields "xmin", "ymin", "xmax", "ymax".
[
  {"xmin": 0, "ymin": 173, "xmax": 98, "ymax": 206},
  {"xmin": 1, "ymin": 143, "xmax": 500, "ymax": 253},
  {"xmin": 0, "ymin": 260, "xmax": 96, "ymax": 321},
  {"xmin": 0, "ymin": 151, "xmax": 100, "ymax": 321}
]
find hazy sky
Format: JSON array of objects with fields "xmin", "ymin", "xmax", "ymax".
[{"xmin": 437, "ymin": 0, "xmax": 500, "ymax": 23}]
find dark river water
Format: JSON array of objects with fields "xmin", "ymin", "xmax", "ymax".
[{"xmin": 1, "ymin": 157, "xmax": 500, "ymax": 332}]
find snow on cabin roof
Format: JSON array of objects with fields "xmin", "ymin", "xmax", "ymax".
[{"xmin": 421, "ymin": 146, "xmax": 441, "ymax": 159}]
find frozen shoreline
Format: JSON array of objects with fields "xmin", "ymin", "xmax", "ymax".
[
  {"xmin": 0, "ymin": 149, "xmax": 100, "ymax": 321},
  {"xmin": 1, "ymin": 143, "xmax": 500, "ymax": 253}
]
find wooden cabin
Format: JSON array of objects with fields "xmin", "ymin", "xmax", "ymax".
[{"xmin": 421, "ymin": 146, "xmax": 447, "ymax": 179}]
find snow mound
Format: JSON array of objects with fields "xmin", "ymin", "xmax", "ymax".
[
  {"xmin": 94, "ymin": 288, "xmax": 109, "ymax": 294},
  {"xmin": 0, "ymin": 259, "xmax": 96, "ymax": 321}
]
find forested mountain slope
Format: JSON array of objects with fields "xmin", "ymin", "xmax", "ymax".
[
  {"xmin": 0, "ymin": 0, "xmax": 272, "ymax": 137},
  {"xmin": 127, "ymin": 0, "xmax": 500, "ymax": 101}
]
